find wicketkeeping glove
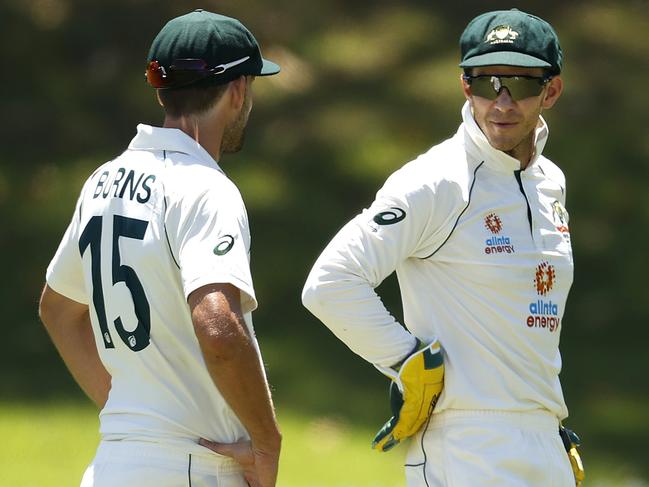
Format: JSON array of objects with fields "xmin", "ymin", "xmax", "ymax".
[
  {"xmin": 560, "ymin": 425, "xmax": 585, "ymax": 486},
  {"xmin": 372, "ymin": 339, "xmax": 444, "ymax": 452}
]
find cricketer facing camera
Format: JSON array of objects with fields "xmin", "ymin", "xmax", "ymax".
[
  {"xmin": 303, "ymin": 9, "xmax": 585, "ymax": 486},
  {"xmin": 39, "ymin": 10, "xmax": 282, "ymax": 487}
]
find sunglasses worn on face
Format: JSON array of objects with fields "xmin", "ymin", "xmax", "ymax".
[
  {"xmin": 463, "ymin": 74, "xmax": 552, "ymax": 101},
  {"xmin": 146, "ymin": 56, "xmax": 250, "ymax": 89}
]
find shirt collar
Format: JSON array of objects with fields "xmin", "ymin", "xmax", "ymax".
[
  {"xmin": 128, "ymin": 124, "xmax": 224, "ymax": 173},
  {"xmin": 460, "ymin": 101, "xmax": 549, "ymax": 172}
]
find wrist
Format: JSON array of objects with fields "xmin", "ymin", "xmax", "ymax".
[
  {"xmin": 390, "ymin": 338, "xmax": 422, "ymax": 371},
  {"xmin": 251, "ymin": 427, "xmax": 282, "ymax": 452}
]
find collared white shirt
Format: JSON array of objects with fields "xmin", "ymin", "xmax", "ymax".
[
  {"xmin": 303, "ymin": 103, "xmax": 573, "ymax": 419},
  {"xmin": 47, "ymin": 124, "xmax": 258, "ymax": 449}
]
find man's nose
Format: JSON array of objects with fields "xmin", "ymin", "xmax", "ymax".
[{"xmin": 493, "ymin": 88, "xmax": 516, "ymax": 111}]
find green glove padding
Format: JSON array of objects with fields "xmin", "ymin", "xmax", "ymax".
[{"xmin": 372, "ymin": 340, "xmax": 444, "ymax": 452}]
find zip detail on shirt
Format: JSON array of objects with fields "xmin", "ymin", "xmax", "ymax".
[{"xmin": 514, "ymin": 170, "xmax": 533, "ymax": 236}]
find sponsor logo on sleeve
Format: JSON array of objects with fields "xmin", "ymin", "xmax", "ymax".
[
  {"xmin": 483, "ymin": 213, "xmax": 515, "ymax": 255},
  {"xmin": 213, "ymin": 235, "xmax": 235, "ymax": 256},
  {"xmin": 368, "ymin": 207, "xmax": 406, "ymax": 232},
  {"xmin": 527, "ymin": 261, "xmax": 560, "ymax": 332},
  {"xmin": 373, "ymin": 207, "xmax": 406, "ymax": 225}
]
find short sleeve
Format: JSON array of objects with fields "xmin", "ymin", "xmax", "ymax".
[
  {"xmin": 167, "ymin": 184, "xmax": 257, "ymax": 314},
  {"xmin": 46, "ymin": 196, "xmax": 89, "ymax": 305}
]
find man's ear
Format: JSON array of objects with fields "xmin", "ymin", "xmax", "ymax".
[
  {"xmin": 226, "ymin": 76, "xmax": 247, "ymax": 111},
  {"xmin": 460, "ymin": 72, "xmax": 472, "ymax": 101},
  {"xmin": 542, "ymin": 76, "xmax": 563, "ymax": 109}
]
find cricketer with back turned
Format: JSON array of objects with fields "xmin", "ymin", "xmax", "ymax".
[{"xmin": 39, "ymin": 10, "xmax": 282, "ymax": 487}]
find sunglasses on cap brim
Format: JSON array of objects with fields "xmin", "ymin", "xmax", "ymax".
[
  {"xmin": 145, "ymin": 56, "xmax": 250, "ymax": 89},
  {"xmin": 463, "ymin": 74, "xmax": 552, "ymax": 101}
]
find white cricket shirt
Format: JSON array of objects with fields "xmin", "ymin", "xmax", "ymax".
[
  {"xmin": 47, "ymin": 124, "xmax": 260, "ymax": 450},
  {"xmin": 303, "ymin": 102, "xmax": 573, "ymax": 419}
]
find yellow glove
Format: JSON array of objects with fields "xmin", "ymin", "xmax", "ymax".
[
  {"xmin": 372, "ymin": 339, "xmax": 444, "ymax": 452},
  {"xmin": 560, "ymin": 425, "xmax": 585, "ymax": 486}
]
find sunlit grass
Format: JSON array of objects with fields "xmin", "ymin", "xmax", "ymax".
[
  {"xmin": 1, "ymin": 401, "xmax": 647, "ymax": 487},
  {"xmin": 0, "ymin": 402, "xmax": 98, "ymax": 487},
  {"xmin": 0, "ymin": 401, "xmax": 405, "ymax": 487},
  {"xmin": 279, "ymin": 412, "xmax": 405, "ymax": 487}
]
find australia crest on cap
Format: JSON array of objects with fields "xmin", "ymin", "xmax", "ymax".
[{"xmin": 485, "ymin": 25, "xmax": 519, "ymax": 45}]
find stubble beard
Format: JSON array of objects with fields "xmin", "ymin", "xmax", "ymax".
[
  {"xmin": 488, "ymin": 129, "xmax": 534, "ymax": 156},
  {"xmin": 482, "ymin": 116, "xmax": 538, "ymax": 165},
  {"xmin": 503, "ymin": 132, "xmax": 535, "ymax": 163},
  {"xmin": 222, "ymin": 118, "xmax": 247, "ymax": 154},
  {"xmin": 222, "ymin": 91, "xmax": 252, "ymax": 154}
]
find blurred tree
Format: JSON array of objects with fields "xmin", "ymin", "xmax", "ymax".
[{"xmin": 1, "ymin": 0, "xmax": 647, "ymax": 479}]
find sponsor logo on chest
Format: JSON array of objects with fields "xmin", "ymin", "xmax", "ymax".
[
  {"xmin": 483, "ymin": 213, "xmax": 516, "ymax": 255},
  {"xmin": 527, "ymin": 261, "xmax": 560, "ymax": 332}
]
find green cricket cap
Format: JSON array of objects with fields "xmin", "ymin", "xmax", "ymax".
[
  {"xmin": 459, "ymin": 9, "xmax": 562, "ymax": 74},
  {"xmin": 146, "ymin": 9, "xmax": 280, "ymax": 89}
]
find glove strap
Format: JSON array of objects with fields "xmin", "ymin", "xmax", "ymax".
[
  {"xmin": 373, "ymin": 338, "xmax": 422, "ymax": 381},
  {"xmin": 559, "ymin": 425, "xmax": 585, "ymax": 486}
]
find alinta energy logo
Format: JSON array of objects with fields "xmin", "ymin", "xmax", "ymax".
[
  {"xmin": 527, "ymin": 261, "xmax": 560, "ymax": 332},
  {"xmin": 484, "ymin": 213, "xmax": 515, "ymax": 255}
]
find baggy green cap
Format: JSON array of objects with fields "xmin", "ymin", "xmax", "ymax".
[
  {"xmin": 146, "ymin": 9, "xmax": 280, "ymax": 89},
  {"xmin": 459, "ymin": 9, "xmax": 562, "ymax": 74}
]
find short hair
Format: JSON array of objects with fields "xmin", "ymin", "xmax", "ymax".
[{"xmin": 157, "ymin": 81, "xmax": 228, "ymax": 118}]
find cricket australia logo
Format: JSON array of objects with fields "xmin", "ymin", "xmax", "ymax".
[
  {"xmin": 483, "ymin": 213, "xmax": 515, "ymax": 255},
  {"xmin": 527, "ymin": 261, "xmax": 560, "ymax": 332},
  {"xmin": 485, "ymin": 25, "xmax": 519, "ymax": 45},
  {"xmin": 551, "ymin": 200, "xmax": 571, "ymax": 243}
]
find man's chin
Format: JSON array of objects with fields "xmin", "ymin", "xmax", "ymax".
[
  {"xmin": 222, "ymin": 140, "xmax": 244, "ymax": 154},
  {"xmin": 222, "ymin": 133, "xmax": 246, "ymax": 154},
  {"xmin": 485, "ymin": 135, "xmax": 518, "ymax": 153},
  {"xmin": 222, "ymin": 145, "xmax": 243, "ymax": 155}
]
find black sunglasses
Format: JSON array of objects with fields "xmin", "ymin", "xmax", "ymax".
[
  {"xmin": 146, "ymin": 56, "xmax": 250, "ymax": 89},
  {"xmin": 463, "ymin": 74, "xmax": 552, "ymax": 101}
]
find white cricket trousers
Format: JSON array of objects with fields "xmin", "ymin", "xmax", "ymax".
[
  {"xmin": 80, "ymin": 440, "xmax": 247, "ymax": 487},
  {"xmin": 404, "ymin": 409, "xmax": 575, "ymax": 487}
]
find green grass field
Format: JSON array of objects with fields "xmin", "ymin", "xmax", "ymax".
[
  {"xmin": 0, "ymin": 401, "xmax": 405, "ymax": 487},
  {"xmin": 1, "ymin": 401, "xmax": 647, "ymax": 487}
]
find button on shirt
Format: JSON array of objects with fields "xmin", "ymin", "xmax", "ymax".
[
  {"xmin": 47, "ymin": 124, "xmax": 259, "ymax": 450},
  {"xmin": 303, "ymin": 102, "xmax": 573, "ymax": 419}
]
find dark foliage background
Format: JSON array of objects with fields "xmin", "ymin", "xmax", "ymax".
[{"xmin": 2, "ymin": 0, "xmax": 647, "ymax": 480}]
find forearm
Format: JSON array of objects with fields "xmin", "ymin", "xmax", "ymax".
[
  {"xmin": 199, "ymin": 334, "xmax": 280, "ymax": 448},
  {"xmin": 45, "ymin": 311, "xmax": 111, "ymax": 407},
  {"xmin": 40, "ymin": 286, "xmax": 111, "ymax": 408},
  {"xmin": 190, "ymin": 284, "xmax": 280, "ymax": 449},
  {"xmin": 302, "ymin": 263, "xmax": 417, "ymax": 367}
]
